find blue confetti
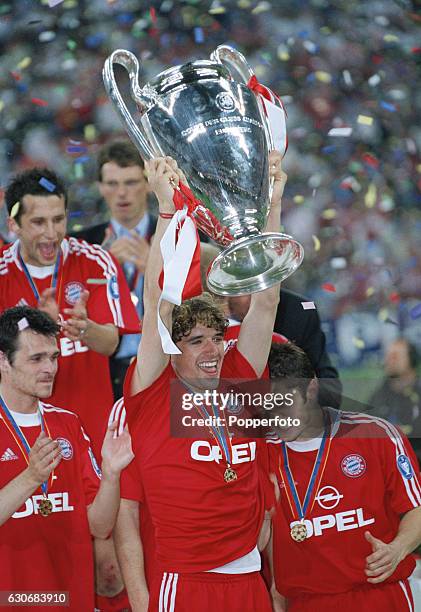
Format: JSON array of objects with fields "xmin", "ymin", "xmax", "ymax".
[
  {"xmin": 380, "ymin": 101, "xmax": 396, "ymax": 112},
  {"xmin": 39, "ymin": 177, "xmax": 56, "ymax": 192},
  {"xmin": 67, "ymin": 145, "xmax": 87, "ymax": 153},
  {"xmin": 74, "ymin": 155, "xmax": 90, "ymax": 163},
  {"xmin": 322, "ymin": 145, "xmax": 337, "ymax": 154},
  {"xmin": 194, "ymin": 27, "xmax": 204, "ymax": 44},
  {"xmin": 410, "ymin": 304, "xmax": 421, "ymax": 320}
]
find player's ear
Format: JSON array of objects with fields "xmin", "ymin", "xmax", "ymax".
[{"xmin": 305, "ymin": 377, "xmax": 319, "ymax": 403}]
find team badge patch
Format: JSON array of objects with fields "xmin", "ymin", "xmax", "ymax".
[
  {"xmin": 397, "ymin": 454, "xmax": 414, "ymax": 480},
  {"xmin": 215, "ymin": 92, "xmax": 235, "ymax": 112},
  {"xmin": 64, "ymin": 281, "xmax": 84, "ymax": 305},
  {"xmin": 341, "ymin": 454, "xmax": 366, "ymax": 478},
  {"xmin": 56, "ymin": 437, "xmax": 73, "ymax": 460},
  {"xmin": 108, "ymin": 275, "xmax": 120, "ymax": 300}
]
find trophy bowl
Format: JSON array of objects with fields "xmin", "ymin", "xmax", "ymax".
[{"xmin": 103, "ymin": 45, "xmax": 304, "ymax": 295}]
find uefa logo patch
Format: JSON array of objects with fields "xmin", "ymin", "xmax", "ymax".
[
  {"xmin": 108, "ymin": 275, "xmax": 120, "ymax": 300},
  {"xmin": 215, "ymin": 92, "xmax": 235, "ymax": 112},
  {"xmin": 397, "ymin": 454, "xmax": 414, "ymax": 480},
  {"xmin": 341, "ymin": 454, "xmax": 366, "ymax": 478},
  {"xmin": 56, "ymin": 437, "xmax": 73, "ymax": 460},
  {"xmin": 64, "ymin": 281, "xmax": 84, "ymax": 305}
]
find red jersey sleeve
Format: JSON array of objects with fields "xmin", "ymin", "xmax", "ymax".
[
  {"xmin": 380, "ymin": 421, "xmax": 421, "ymax": 515},
  {"xmin": 120, "ymin": 455, "xmax": 145, "ymax": 503},
  {"xmin": 77, "ymin": 423, "xmax": 102, "ymax": 506},
  {"xmin": 80, "ymin": 242, "xmax": 140, "ymax": 334}
]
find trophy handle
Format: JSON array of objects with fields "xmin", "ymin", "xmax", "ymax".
[
  {"xmin": 103, "ymin": 49, "xmax": 156, "ymax": 160},
  {"xmin": 210, "ymin": 45, "xmax": 254, "ymax": 84},
  {"xmin": 210, "ymin": 45, "xmax": 274, "ymax": 152}
]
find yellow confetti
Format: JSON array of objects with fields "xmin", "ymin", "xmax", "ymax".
[
  {"xmin": 378, "ymin": 308, "xmax": 389, "ymax": 322},
  {"xmin": 384, "ymin": 34, "xmax": 399, "ymax": 42},
  {"xmin": 352, "ymin": 337, "xmax": 365, "ymax": 349},
  {"xmin": 365, "ymin": 183, "xmax": 377, "ymax": 208},
  {"xmin": 321, "ymin": 208, "xmax": 336, "ymax": 220},
  {"xmin": 17, "ymin": 57, "xmax": 32, "ymax": 70},
  {"xmin": 357, "ymin": 115, "xmax": 373, "ymax": 126},
  {"xmin": 312, "ymin": 235, "xmax": 321, "ymax": 252},
  {"xmin": 315, "ymin": 71, "xmax": 332, "ymax": 84},
  {"xmin": 252, "ymin": 1, "xmax": 271, "ymax": 13},
  {"xmin": 366, "ymin": 287, "xmax": 375, "ymax": 297},
  {"xmin": 237, "ymin": 0, "xmax": 251, "ymax": 6},
  {"xmin": 84, "ymin": 124, "xmax": 96, "ymax": 142},
  {"xmin": 277, "ymin": 48, "xmax": 290, "ymax": 61},
  {"xmin": 0, "ymin": 101, "xmax": 4, "ymax": 113},
  {"xmin": 416, "ymin": 164, "xmax": 421, "ymax": 173},
  {"xmin": 293, "ymin": 195, "xmax": 305, "ymax": 204}
]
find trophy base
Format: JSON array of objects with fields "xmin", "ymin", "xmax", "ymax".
[{"xmin": 206, "ymin": 233, "xmax": 304, "ymax": 296}]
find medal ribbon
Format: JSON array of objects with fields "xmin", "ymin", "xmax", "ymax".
[
  {"xmin": 0, "ymin": 397, "xmax": 53, "ymax": 496},
  {"xmin": 18, "ymin": 249, "xmax": 62, "ymax": 304},
  {"xmin": 279, "ymin": 413, "xmax": 331, "ymax": 522},
  {"xmin": 192, "ymin": 400, "xmax": 234, "ymax": 467}
]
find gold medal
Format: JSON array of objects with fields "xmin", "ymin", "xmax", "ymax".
[
  {"xmin": 290, "ymin": 522, "xmax": 307, "ymax": 542},
  {"xmin": 224, "ymin": 466, "xmax": 237, "ymax": 483},
  {"xmin": 39, "ymin": 496, "xmax": 53, "ymax": 517}
]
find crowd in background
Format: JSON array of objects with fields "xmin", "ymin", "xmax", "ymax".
[{"xmin": 1, "ymin": 0, "xmax": 421, "ymax": 386}]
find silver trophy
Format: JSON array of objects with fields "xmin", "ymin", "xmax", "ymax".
[{"xmin": 103, "ymin": 45, "xmax": 303, "ymax": 295}]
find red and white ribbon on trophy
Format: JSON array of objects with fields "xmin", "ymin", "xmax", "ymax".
[
  {"xmin": 247, "ymin": 75, "xmax": 288, "ymax": 157},
  {"xmin": 157, "ymin": 183, "xmax": 202, "ymax": 354}
]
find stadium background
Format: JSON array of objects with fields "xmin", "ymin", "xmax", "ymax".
[{"xmin": 0, "ymin": 0, "xmax": 420, "ymax": 406}]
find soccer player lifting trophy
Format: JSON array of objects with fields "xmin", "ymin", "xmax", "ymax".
[{"xmin": 103, "ymin": 45, "xmax": 303, "ymax": 296}]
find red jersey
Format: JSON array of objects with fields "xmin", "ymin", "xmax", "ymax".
[
  {"xmin": 0, "ymin": 402, "xmax": 101, "ymax": 611},
  {"xmin": 121, "ymin": 346, "xmax": 265, "ymax": 573},
  {"xmin": 267, "ymin": 408, "xmax": 421, "ymax": 597},
  {"xmin": 0, "ymin": 238, "xmax": 140, "ymax": 457}
]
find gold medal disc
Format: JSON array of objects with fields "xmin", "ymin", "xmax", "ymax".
[
  {"xmin": 39, "ymin": 497, "xmax": 53, "ymax": 517},
  {"xmin": 224, "ymin": 466, "xmax": 237, "ymax": 483},
  {"xmin": 290, "ymin": 523, "xmax": 307, "ymax": 542}
]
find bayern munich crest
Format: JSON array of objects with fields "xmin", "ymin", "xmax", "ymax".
[
  {"xmin": 56, "ymin": 437, "xmax": 73, "ymax": 460},
  {"xmin": 341, "ymin": 454, "xmax": 366, "ymax": 478},
  {"xmin": 64, "ymin": 281, "xmax": 84, "ymax": 305}
]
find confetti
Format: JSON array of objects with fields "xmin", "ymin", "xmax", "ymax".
[
  {"xmin": 368, "ymin": 74, "xmax": 381, "ymax": 87},
  {"xmin": 0, "ymin": 101, "xmax": 4, "ymax": 113},
  {"xmin": 389, "ymin": 292, "xmax": 400, "ymax": 303},
  {"xmin": 330, "ymin": 257, "xmax": 347, "ymax": 270},
  {"xmin": 366, "ymin": 287, "xmax": 375, "ymax": 297},
  {"xmin": 352, "ymin": 337, "xmax": 365, "ymax": 349},
  {"xmin": 31, "ymin": 97, "xmax": 48, "ymax": 107},
  {"xmin": 315, "ymin": 71, "xmax": 332, "ymax": 83},
  {"xmin": 48, "ymin": 0, "xmax": 64, "ymax": 6},
  {"xmin": 18, "ymin": 317, "xmax": 29, "ymax": 331},
  {"xmin": 66, "ymin": 145, "xmax": 87, "ymax": 154},
  {"xmin": 10, "ymin": 202, "xmax": 20, "ymax": 218},
  {"xmin": 312, "ymin": 235, "xmax": 320, "ymax": 252},
  {"xmin": 321, "ymin": 209, "xmax": 337, "ymax": 220},
  {"xmin": 364, "ymin": 183, "xmax": 377, "ymax": 208},
  {"xmin": 39, "ymin": 177, "xmax": 56, "ymax": 192},
  {"xmin": 342, "ymin": 70, "xmax": 353, "ymax": 86},
  {"xmin": 301, "ymin": 301, "xmax": 316, "ymax": 310},
  {"xmin": 17, "ymin": 57, "xmax": 32, "ymax": 70},
  {"xmin": 322, "ymin": 283, "xmax": 336, "ymax": 293},
  {"xmin": 84, "ymin": 125, "xmax": 96, "ymax": 141},
  {"xmin": 379, "ymin": 101, "xmax": 396, "ymax": 112},
  {"xmin": 293, "ymin": 195, "xmax": 305, "ymax": 204},
  {"xmin": 410, "ymin": 304, "xmax": 421, "ymax": 320},
  {"xmin": 194, "ymin": 27, "xmax": 205, "ymax": 43},
  {"xmin": 362, "ymin": 153, "xmax": 379, "ymax": 168},
  {"xmin": 327, "ymin": 127, "xmax": 352, "ymax": 137},
  {"xmin": 357, "ymin": 115, "xmax": 373, "ymax": 126}
]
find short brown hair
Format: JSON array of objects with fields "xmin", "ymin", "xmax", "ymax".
[
  {"xmin": 97, "ymin": 140, "xmax": 144, "ymax": 181},
  {"xmin": 172, "ymin": 294, "xmax": 228, "ymax": 344}
]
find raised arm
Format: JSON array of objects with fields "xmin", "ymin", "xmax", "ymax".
[
  {"xmin": 114, "ymin": 499, "xmax": 149, "ymax": 612},
  {"xmin": 237, "ymin": 150, "xmax": 286, "ymax": 376},
  {"xmin": 130, "ymin": 158, "xmax": 184, "ymax": 395}
]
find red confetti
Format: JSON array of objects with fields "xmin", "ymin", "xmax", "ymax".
[
  {"xmin": 10, "ymin": 71, "xmax": 21, "ymax": 81},
  {"xmin": 412, "ymin": 47, "xmax": 421, "ymax": 54},
  {"xmin": 389, "ymin": 292, "xmax": 400, "ymax": 303},
  {"xmin": 150, "ymin": 7, "xmax": 156, "ymax": 23},
  {"xmin": 371, "ymin": 55, "xmax": 383, "ymax": 65},
  {"xmin": 322, "ymin": 283, "xmax": 336, "ymax": 293},
  {"xmin": 362, "ymin": 153, "xmax": 379, "ymax": 169},
  {"xmin": 31, "ymin": 97, "xmax": 48, "ymax": 107}
]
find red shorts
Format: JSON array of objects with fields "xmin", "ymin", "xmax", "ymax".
[
  {"xmin": 149, "ymin": 570, "xmax": 272, "ymax": 612},
  {"xmin": 288, "ymin": 579, "xmax": 414, "ymax": 612}
]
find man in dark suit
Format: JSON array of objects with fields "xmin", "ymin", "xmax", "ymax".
[
  {"xmin": 227, "ymin": 288, "xmax": 342, "ymax": 408},
  {"xmin": 74, "ymin": 140, "xmax": 156, "ymax": 399}
]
